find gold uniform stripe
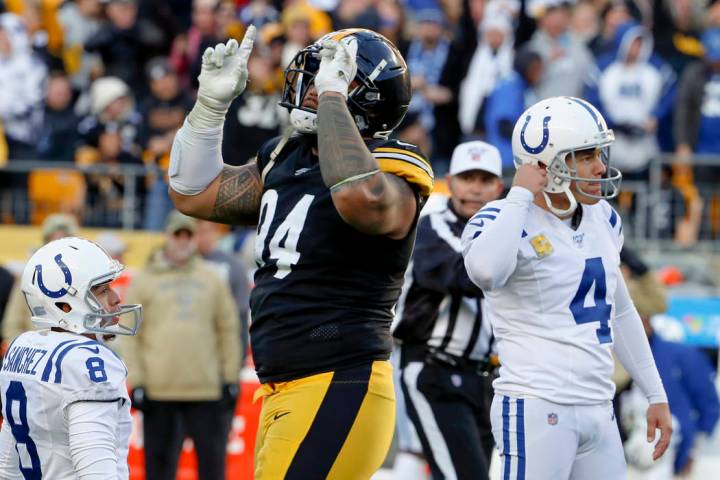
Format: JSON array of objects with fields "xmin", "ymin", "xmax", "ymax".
[
  {"xmin": 377, "ymin": 158, "xmax": 433, "ymax": 196},
  {"xmin": 373, "ymin": 147, "xmax": 431, "ymax": 167}
]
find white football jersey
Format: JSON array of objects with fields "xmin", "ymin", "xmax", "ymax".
[
  {"xmin": 0, "ymin": 330, "xmax": 131, "ymax": 479},
  {"xmin": 462, "ymin": 196, "xmax": 624, "ymax": 404}
]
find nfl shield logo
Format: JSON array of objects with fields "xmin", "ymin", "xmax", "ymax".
[{"xmin": 547, "ymin": 413, "xmax": 558, "ymax": 425}]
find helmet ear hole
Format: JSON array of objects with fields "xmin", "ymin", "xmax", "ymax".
[{"xmin": 55, "ymin": 302, "xmax": 72, "ymax": 313}]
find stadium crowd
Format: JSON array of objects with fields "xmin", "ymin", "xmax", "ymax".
[
  {"xmin": 0, "ymin": 0, "xmax": 719, "ymax": 242},
  {"xmin": 0, "ymin": 1, "xmax": 719, "ymax": 479}
]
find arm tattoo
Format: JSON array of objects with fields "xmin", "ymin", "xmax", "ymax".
[
  {"xmin": 210, "ymin": 164, "xmax": 263, "ymax": 225},
  {"xmin": 317, "ymin": 94, "xmax": 382, "ymax": 193}
]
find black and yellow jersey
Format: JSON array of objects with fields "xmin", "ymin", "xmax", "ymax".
[{"xmin": 249, "ymin": 134, "xmax": 433, "ymax": 382}]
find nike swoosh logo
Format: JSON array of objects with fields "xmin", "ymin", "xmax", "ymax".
[
  {"xmin": 469, "ymin": 219, "xmax": 484, "ymax": 228},
  {"xmin": 273, "ymin": 411, "xmax": 290, "ymax": 421},
  {"xmin": 79, "ymin": 346, "xmax": 100, "ymax": 354}
]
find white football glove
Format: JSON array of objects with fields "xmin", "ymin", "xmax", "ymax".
[
  {"xmin": 314, "ymin": 37, "xmax": 358, "ymax": 99},
  {"xmin": 188, "ymin": 25, "xmax": 256, "ymax": 130}
]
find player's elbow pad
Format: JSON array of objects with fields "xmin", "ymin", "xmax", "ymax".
[{"xmin": 168, "ymin": 119, "xmax": 224, "ymax": 196}]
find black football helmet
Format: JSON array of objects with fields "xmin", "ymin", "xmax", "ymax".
[{"xmin": 280, "ymin": 28, "xmax": 411, "ymax": 139}]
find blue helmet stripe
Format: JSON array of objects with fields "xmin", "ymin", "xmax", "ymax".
[{"xmin": 567, "ymin": 97, "xmax": 603, "ymax": 132}]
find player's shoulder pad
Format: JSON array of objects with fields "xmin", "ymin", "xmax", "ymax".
[
  {"xmin": 369, "ymin": 138, "xmax": 434, "ymax": 197},
  {"xmin": 43, "ymin": 339, "xmax": 127, "ymax": 393}
]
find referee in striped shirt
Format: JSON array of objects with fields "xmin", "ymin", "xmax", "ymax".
[{"xmin": 394, "ymin": 141, "xmax": 504, "ymax": 480}]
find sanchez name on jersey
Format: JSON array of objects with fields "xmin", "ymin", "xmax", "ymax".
[
  {"xmin": 250, "ymin": 134, "xmax": 433, "ymax": 382},
  {"xmin": 0, "ymin": 330, "xmax": 131, "ymax": 479},
  {"xmin": 461, "ymin": 196, "xmax": 623, "ymax": 404}
]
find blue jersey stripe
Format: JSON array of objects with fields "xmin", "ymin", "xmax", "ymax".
[
  {"xmin": 609, "ymin": 209, "xmax": 617, "ymax": 227},
  {"xmin": 503, "ymin": 396, "xmax": 511, "ymax": 480},
  {"xmin": 473, "ymin": 214, "xmax": 497, "ymax": 220},
  {"xmin": 41, "ymin": 339, "xmax": 79, "ymax": 382},
  {"xmin": 479, "ymin": 207, "xmax": 501, "ymax": 213},
  {"xmin": 517, "ymin": 399, "xmax": 526, "ymax": 480},
  {"xmin": 52, "ymin": 340, "xmax": 100, "ymax": 384}
]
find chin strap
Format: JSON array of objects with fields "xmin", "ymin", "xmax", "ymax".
[{"xmin": 542, "ymin": 183, "xmax": 577, "ymax": 217}]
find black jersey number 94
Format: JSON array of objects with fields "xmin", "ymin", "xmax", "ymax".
[{"xmin": 255, "ymin": 189, "xmax": 315, "ymax": 279}]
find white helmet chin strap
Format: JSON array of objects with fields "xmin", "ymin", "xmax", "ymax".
[
  {"xmin": 542, "ymin": 184, "xmax": 577, "ymax": 217},
  {"xmin": 289, "ymin": 109, "xmax": 317, "ymax": 133}
]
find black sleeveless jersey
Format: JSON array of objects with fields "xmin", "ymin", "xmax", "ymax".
[{"xmin": 249, "ymin": 134, "xmax": 433, "ymax": 382}]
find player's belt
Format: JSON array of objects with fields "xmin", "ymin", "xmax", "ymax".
[{"xmin": 426, "ymin": 350, "xmax": 494, "ymax": 375}]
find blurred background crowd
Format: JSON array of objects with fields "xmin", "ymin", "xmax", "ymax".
[
  {"xmin": 1, "ymin": 1, "xmax": 720, "ymax": 478},
  {"xmin": 0, "ymin": 0, "xmax": 720, "ymax": 246}
]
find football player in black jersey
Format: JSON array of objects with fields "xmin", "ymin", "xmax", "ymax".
[{"xmin": 168, "ymin": 26, "xmax": 433, "ymax": 479}]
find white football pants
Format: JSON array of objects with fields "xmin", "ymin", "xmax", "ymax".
[{"xmin": 490, "ymin": 394, "xmax": 627, "ymax": 480}]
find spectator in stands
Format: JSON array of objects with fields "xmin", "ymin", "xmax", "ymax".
[
  {"xmin": 673, "ymin": 27, "xmax": 720, "ymax": 242},
  {"xmin": 280, "ymin": 1, "xmax": 330, "ymax": 68},
  {"xmin": 405, "ymin": 8, "xmax": 451, "ymax": 148},
  {"xmin": 651, "ymin": 0, "xmax": 705, "ymax": 75},
  {"xmin": 1, "ymin": 213, "xmax": 79, "ymax": 350},
  {"xmin": 169, "ymin": 0, "xmax": 219, "ymax": 91},
  {"xmin": 84, "ymin": 0, "xmax": 166, "ymax": 93},
  {"xmin": 77, "ymin": 76, "xmax": 144, "ymax": 226},
  {"xmin": 526, "ymin": 0, "xmax": 595, "ymax": 99},
  {"xmin": 57, "ymin": 0, "xmax": 104, "ymax": 91},
  {"xmin": 215, "ymin": 0, "xmax": 244, "ymax": 42},
  {"xmin": 195, "ymin": 220, "xmax": 250, "ymax": 366},
  {"xmin": 37, "ymin": 71, "xmax": 80, "ymax": 163},
  {"xmin": 456, "ymin": 7, "xmax": 514, "ymax": 140},
  {"xmin": 675, "ymin": 28, "xmax": 720, "ymax": 164},
  {"xmin": 331, "ymin": 0, "xmax": 381, "ymax": 31},
  {"xmin": 570, "ymin": 0, "xmax": 598, "ymax": 47},
  {"xmin": 484, "ymin": 47, "xmax": 543, "ymax": 170},
  {"xmin": 239, "ymin": 0, "xmax": 280, "ymax": 28},
  {"xmin": 376, "ymin": 0, "xmax": 407, "ymax": 53},
  {"xmin": 587, "ymin": 0, "xmax": 634, "ymax": 59},
  {"xmin": 430, "ymin": 0, "xmax": 486, "ymax": 171},
  {"xmin": 121, "ymin": 210, "xmax": 240, "ymax": 480},
  {"xmin": 0, "ymin": 12, "xmax": 46, "ymax": 160},
  {"xmin": 619, "ymin": 247, "xmax": 720, "ymax": 478},
  {"xmin": 585, "ymin": 21, "xmax": 676, "ymax": 180},
  {"xmin": 140, "ymin": 57, "xmax": 193, "ymax": 230}
]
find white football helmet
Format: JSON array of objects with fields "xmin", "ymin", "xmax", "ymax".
[
  {"xmin": 511, "ymin": 96, "xmax": 622, "ymax": 216},
  {"xmin": 20, "ymin": 237, "xmax": 142, "ymax": 337}
]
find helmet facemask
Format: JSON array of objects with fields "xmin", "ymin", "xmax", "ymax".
[
  {"xmin": 545, "ymin": 130, "xmax": 621, "ymax": 215},
  {"xmin": 281, "ymin": 44, "xmax": 321, "ymax": 133},
  {"xmin": 82, "ymin": 265, "xmax": 142, "ymax": 339}
]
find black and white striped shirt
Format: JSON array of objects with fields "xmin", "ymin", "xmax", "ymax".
[{"xmin": 393, "ymin": 198, "xmax": 493, "ymax": 362}]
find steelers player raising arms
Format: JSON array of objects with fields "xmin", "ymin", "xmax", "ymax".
[
  {"xmin": 168, "ymin": 26, "xmax": 433, "ymax": 479},
  {"xmin": 462, "ymin": 97, "xmax": 672, "ymax": 480}
]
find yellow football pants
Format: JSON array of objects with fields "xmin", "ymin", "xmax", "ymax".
[{"xmin": 253, "ymin": 360, "xmax": 396, "ymax": 480}]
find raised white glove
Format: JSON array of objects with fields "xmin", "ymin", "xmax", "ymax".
[
  {"xmin": 314, "ymin": 37, "xmax": 358, "ymax": 99},
  {"xmin": 188, "ymin": 25, "xmax": 256, "ymax": 130}
]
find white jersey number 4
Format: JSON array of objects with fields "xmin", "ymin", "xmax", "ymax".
[{"xmin": 255, "ymin": 189, "xmax": 314, "ymax": 279}]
